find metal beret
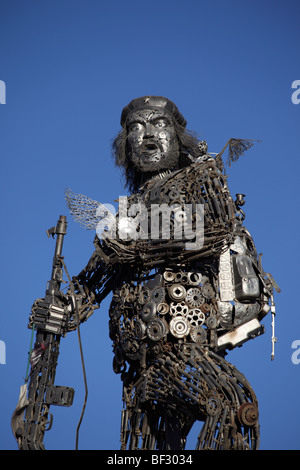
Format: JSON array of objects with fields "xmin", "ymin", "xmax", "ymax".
[{"xmin": 120, "ymin": 96, "xmax": 187, "ymax": 128}]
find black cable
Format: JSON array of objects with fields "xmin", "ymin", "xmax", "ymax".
[{"xmin": 61, "ymin": 258, "xmax": 88, "ymax": 450}]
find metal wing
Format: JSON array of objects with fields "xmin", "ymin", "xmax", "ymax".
[
  {"xmin": 64, "ymin": 188, "xmax": 115, "ymax": 232},
  {"xmin": 216, "ymin": 138, "xmax": 261, "ymax": 168}
]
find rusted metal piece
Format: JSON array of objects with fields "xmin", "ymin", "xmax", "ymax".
[{"xmin": 237, "ymin": 403, "xmax": 259, "ymax": 427}]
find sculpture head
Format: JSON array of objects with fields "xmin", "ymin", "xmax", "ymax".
[
  {"xmin": 125, "ymin": 107, "xmax": 180, "ymax": 174},
  {"xmin": 112, "ymin": 96, "xmax": 206, "ymax": 193}
]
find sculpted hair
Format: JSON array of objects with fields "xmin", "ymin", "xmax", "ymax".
[{"xmin": 112, "ymin": 122, "xmax": 204, "ymax": 193}]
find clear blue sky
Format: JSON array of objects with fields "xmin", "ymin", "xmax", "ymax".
[{"xmin": 1, "ymin": 0, "xmax": 299, "ymax": 450}]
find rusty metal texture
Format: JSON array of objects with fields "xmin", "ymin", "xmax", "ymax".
[{"xmin": 14, "ymin": 96, "xmax": 279, "ymax": 450}]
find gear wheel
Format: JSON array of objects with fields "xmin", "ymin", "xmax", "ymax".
[
  {"xmin": 186, "ymin": 288, "xmax": 203, "ymax": 307},
  {"xmin": 237, "ymin": 402, "xmax": 259, "ymax": 427},
  {"xmin": 151, "ymin": 287, "xmax": 165, "ymax": 304},
  {"xmin": 190, "ymin": 325, "xmax": 207, "ymax": 343},
  {"xmin": 206, "ymin": 315, "xmax": 217, "ymax": 329},
  {"xmin": 202, "ymin": 284, "xmax": 215, "ymax": 300}
]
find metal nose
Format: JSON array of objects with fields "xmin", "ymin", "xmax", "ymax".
[{"xmin": 144, "ymin": 122, "xmax": 154, "ymax": 138}]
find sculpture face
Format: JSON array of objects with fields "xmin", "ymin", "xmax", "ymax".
[{"xmin": 126, "ymin": 109, "xmax": 180, "ymax": 173}]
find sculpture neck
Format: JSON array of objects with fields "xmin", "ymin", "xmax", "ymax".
[{"xmin": 139, "ymin": 169, "xmax": 175, "ymax": 189}]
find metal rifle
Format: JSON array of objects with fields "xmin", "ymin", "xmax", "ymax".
[{"xmin": 12, "ymin": 215, "xmax": 75, "ymax": 450}]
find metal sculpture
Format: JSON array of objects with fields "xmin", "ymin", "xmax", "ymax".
[{"xmin": 12, "ymin": 96, "xmax": 279, "ymax": 450}]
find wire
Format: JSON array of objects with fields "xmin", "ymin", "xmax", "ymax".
[{"xmin": 61, "ymin": 258, "xmax": 88, "ymax": 450}]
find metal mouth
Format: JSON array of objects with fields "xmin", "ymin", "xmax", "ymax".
[
  {"xmin": 141, "ymin": 140, "xmax": 161, "ymax": 155},
  {"xmin": 145, "ymin": 144, "xmax": 158, "ymax": 152}
]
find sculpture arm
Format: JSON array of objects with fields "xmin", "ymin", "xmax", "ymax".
[
  {"xmin": 11, "ymin": 221, "xmax": 112, "ymax": 450},
  {"xmin": 67, "ymin": 235, "xmax": 116, "ymax": 327}
]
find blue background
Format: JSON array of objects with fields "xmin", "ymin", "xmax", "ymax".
[{"xmin": 1, "ymin": 0, "xmax": 299, "ymax": 450}]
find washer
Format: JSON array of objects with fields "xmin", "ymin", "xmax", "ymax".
[
  {"xmin": 187, "ymin": 272, "xmax": 202, "ymax": 285},
  {"xmin": 163, "ymin": 271, "xmax": 175, "ymax": 282}
]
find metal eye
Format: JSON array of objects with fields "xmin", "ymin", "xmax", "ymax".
[
  {"xmin": 154, "ymin": 119, "xmax": 167, "ymax": 128},
  {"xmin": 129, "ymin": 122, "xmax": 144, "ymax": 132}
]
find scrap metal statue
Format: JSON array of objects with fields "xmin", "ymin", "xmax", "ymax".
[{"xmin": 12, "ymin": 96, "xmax": 279, "ymax": 450}]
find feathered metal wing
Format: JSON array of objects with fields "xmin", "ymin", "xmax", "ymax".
[
  {"xmin": 216, "ymin": 138, "xmax": 261, "ymax": 168},
  {"xmin": 64, "ymin": 188, "xmax": 115, "ymax": 231}
]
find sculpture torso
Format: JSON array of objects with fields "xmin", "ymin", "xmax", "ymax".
[{"xmin": 105, "ymin": 159, "xmax": 263, "ymax": 373}]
